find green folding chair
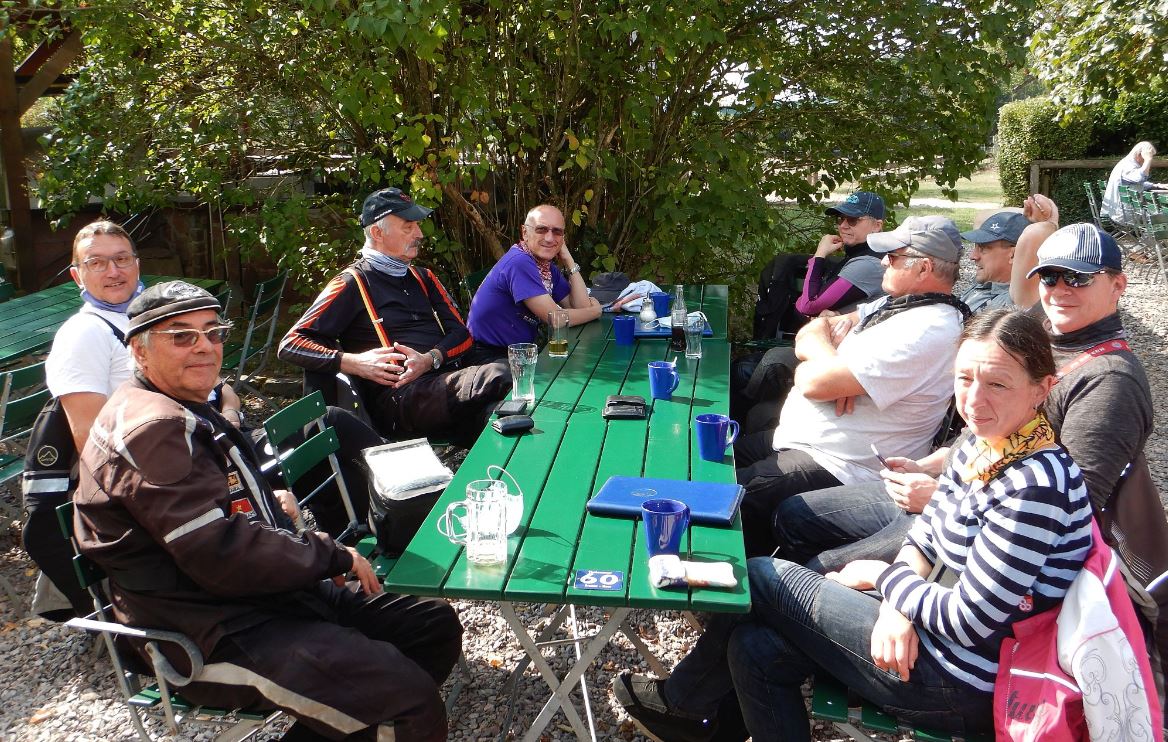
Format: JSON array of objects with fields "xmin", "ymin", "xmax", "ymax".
[
  {"xmin": 223, "ymin": 270, "xmax": 288, "ymax": 405},
  {"xmin": 263, "ymin": 390, "xmax": 361, "ymax": 543},
  {"xmin": 55, "ymin": 502, "xmax": 283, "ymax": 740}
]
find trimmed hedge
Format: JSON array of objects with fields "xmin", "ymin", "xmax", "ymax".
[
  {"xmin": 996, "ymin": 97, "xmax": 1093, "ymax": 206},
  {"xmin": 1088, "ymin": 90, "xmax": 1168, "ymax": 158}
]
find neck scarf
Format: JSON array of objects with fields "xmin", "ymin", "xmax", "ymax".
[
  {"xmin": 514, "ymin": 242, "xmax": 554, "ymax": 293},
  {"xmin": 956, "ymin": 413, "xmax": 1057, "ymax": 485},
  {"xmin": 361, "ymin": 246, "xmax": 410, "ymax": 278},
  {"xmin": 856, "ymin": 292, "xmax": 971, "ymax": 333},
  {"xmin": 81, "ymin": 281, "xmax": 145, "ymax": 314}
]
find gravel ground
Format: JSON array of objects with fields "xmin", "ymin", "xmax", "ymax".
[{"xmin": 1, "ymin": 268, "xmax": 1164, "ymax": 742}]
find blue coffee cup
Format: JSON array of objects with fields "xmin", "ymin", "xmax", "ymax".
[
  {"xmin": 649, "ymin": 291, "xmax": 671, "ymax": 318},
  {"xmin": 613, "ymin": 315, "xmax": 636, "ymax": 346},
  {"xmin": 648, "ymin": 360, "xmax": 680, "ymax": 400},
  {"xmin": 695, "ymin": 413, "xmax": 740, "ymax": 462},
  {"xmin": 641, "ymin": 498, "xmax": 690, "ymax": 557}
]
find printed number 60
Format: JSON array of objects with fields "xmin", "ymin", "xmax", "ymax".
[{"xmin": 581, "ymin": 571, "xmax": 619, "ymax": 586}]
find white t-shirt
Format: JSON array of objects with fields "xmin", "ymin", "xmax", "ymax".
[
  {"xmin": 45, "ymin": 305, "xmax": 132, "ymax": 398},
  {"xmin": 772, "ymin": 296, "xmax": 962, "ymax": 484}
]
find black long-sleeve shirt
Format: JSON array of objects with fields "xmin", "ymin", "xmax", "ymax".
[{"xmin": 278, "ymin": 259, "xmax": 472, "ymax": 373}]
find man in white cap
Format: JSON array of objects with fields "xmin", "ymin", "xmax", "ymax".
[
  {"xmin": 77, "ymin": 280, "xmax": 463, "ymax": 741},
  {"xmin": 735, "ymin": 215, "xmax": 969, "ymax": 557}
]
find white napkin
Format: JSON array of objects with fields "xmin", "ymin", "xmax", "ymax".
[
  {"xmin": 648, "ymin": 555, "xmax": 738, "ymax": 589},
  {"xmin": 601, "ymin": 280, "xmax": 663, "ymax": 312}
]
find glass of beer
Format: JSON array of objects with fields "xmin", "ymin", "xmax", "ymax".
[{"xmin": 547, "ymin": 309, "xmax": 570, "ymax": 358}]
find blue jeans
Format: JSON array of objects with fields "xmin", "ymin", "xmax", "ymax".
[
  {"xmin": 665, "ymin": 558, "xmax": 991, "ymax": 741},
  {"xmin": 772, "ymin": 482, "xmax": 914, "ymax": 573},
  {"xmin": 734, "ymin": 432, "xmax": 843, "ymax": 557}
]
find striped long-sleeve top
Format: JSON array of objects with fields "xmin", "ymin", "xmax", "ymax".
[{"xmin": 875, "ymin": 433, "xmax": 1093, "ymax": 692}]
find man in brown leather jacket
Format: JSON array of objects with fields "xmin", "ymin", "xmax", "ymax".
[{"xmin": 74, "ymin": 281, "xmax": 462, "ymax": 741}]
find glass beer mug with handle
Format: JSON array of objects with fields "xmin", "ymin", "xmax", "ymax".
[{"xmin": 436, "ymin": 479, "xmax": 509, "ymax": 565}]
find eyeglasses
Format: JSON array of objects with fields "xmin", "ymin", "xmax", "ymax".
[
  {"xmin": 149, "ymin": 324, "xmax": 233, "ymax": 347},
  {"xmin": 75, "ymin": 253, "xmax": 138, "ymax": 273},
  {"xmin": 885, "ymin": 250, "xmax": 921, "ymax": 267},
  {"xmin": 526, "ymin": 224, "xmax": 566, "ymax": 237},
  {"xmin": 1036, "ymin": 269, "xmax": 1111, "ymax": 289},
  {"xmin": 835, "ymin": 216, "xmax": 868, "ymax": 227}
]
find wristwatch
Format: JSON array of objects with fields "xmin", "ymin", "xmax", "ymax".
[
  {"xmin": 565, "ymin": 263, "xmax": 582, "ymax": 276},
  {"xmin": 428, "ymin": 349, "xmax": 442, "ymax": 370}
]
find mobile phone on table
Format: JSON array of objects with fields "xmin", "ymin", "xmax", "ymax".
[{"xmin": 870, "ymin": 444, "xmax": 889, "ymax": 469}]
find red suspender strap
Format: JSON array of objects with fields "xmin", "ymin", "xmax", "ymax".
[
  {"xmin": 408, "ymin": 266, "xmax": 447, "ymax": 336},
  {"xmin": 1056, "ymin": 338, "xmax": 1130, "ymax": 380},
  {"xmin": 344, "ymin": 268, "xmax": 392, "ymax": 349}
]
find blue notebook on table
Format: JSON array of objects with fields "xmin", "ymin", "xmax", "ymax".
[{"xmin": 586, "ymin": 476, "xmax": 744, "ymax": 526}]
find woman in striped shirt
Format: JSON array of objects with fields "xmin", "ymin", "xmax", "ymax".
[{"xmin": 613, "ymin": 309, "xmax": 1094, "ymax": 741}]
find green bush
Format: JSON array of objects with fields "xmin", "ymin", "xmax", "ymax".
[
  {"xmin": 1047, "ymin": 168, "xmax": 1095, "ymax": 227},
  {"xmin": 1087, "ymin": 90, "xmax": 1168, "ymax": 158},
  {"xmin": 996, "ymin": 97, "xmax": 1093, "ymax": 205}
]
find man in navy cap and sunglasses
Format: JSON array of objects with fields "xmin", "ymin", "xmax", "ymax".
[
  {"xmin": 279, "ymin": 186, "xmax": 510, "ymax": 446},
  {"xmin": 1015, "ymin": 223, "xmax": 1153, "ymax": 511}
]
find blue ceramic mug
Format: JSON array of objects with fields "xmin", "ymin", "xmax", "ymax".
[
  {"xmin": 641, "ymin": 498, "xmax": 690, "ymax": 557},
  {"xmin": 648, "ymin": 360, "xmax": 680, "ymax": 400},
  {"xmin": 694, "ymin": 413, "xmax": 740, "ymax": 462}
]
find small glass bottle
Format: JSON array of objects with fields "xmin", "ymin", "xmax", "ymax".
[
  {"xmin": 670, "ymin": 284, "xmax": 687, "ymax": 352},
  {"xmin": 639, "ymin": 298, "xmax": 657, "ymax": 330}
]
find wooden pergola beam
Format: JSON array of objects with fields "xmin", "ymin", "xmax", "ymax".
[
  {"xmin": 17, "ymin": 30, "xmax": 81, "ymax": 115},
  {"xmin": 0, "ymin": 35, "xmax": 37, "ymax": 290}
]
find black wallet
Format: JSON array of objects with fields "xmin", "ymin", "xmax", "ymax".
[
  {"xmin": 603, "ymin": 395, "xmax": 648, "ymax": 420},
  {"xmin": 494, "ymin": 399, "xmax": 529, "ymax": 417},
  {"xmin": 492, "ymin": 414, "xmax": 534, "ymax": 435}
]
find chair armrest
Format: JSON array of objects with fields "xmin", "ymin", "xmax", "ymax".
[{"xmin": 65, "ymin": 616, "xmax": 205, "ymax": 686}]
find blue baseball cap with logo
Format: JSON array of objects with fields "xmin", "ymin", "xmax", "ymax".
[
  {"xmin": 825, "ymin": 191, "xmax": 885, "ymax": 220},
  {"xmin": 1025, "ymin": 224, "xmax": 1123, "ymax": 277},
  {"xmin": 960, "ymin": 211, "xmax": 1029, "ymax": 245}
]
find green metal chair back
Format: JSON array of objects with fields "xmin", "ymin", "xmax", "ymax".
[
  {"xmin": 0, "ymin": 361, "xmax": 48, "ymax": 443},
  {"xmin": 263, "ymin": 390, "xmax": 360, "ymax": 542},
  {"xmin": 224, "ymin": 270, "xmax": 288, "ymax": 402}
]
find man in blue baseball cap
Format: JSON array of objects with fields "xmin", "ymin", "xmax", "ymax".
[
  {"xmin": 958, "ymin": 210, "xmax": 1030, "ymax": 312},
  {"xmin": 753, "ymin": 190, "xmax": 887, "ymax": 339}
]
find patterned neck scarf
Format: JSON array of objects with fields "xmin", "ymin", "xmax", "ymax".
[
  {"xmin": 361, "ymin": 246, "xmax": 410, "ymax": 278},
  {"xmin": 514, "ymin": 242, "xmax": 554, "ymax": 293},
  {"xmin": 956, "ymin": 413, "xmax": 1057, "ymax": 485},
  {"xmin": 80, "ymin": 281, "xmax": 145, "ymax": 314}
]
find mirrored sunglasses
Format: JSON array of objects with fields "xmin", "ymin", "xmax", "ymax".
[{"xmin": 1036, "ymin": 269, "xmax": 1109, "ymax": 289}]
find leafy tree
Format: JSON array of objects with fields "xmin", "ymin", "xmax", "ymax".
[
  {"xmin": 1031, "ymin": 0, "xmax": 1167, "ymax": 115},
  {"xmin": 28, "ymin": 0, "xmax": 1030, "ymax": 294}
]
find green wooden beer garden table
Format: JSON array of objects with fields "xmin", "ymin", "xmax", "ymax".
[
  {"xmin": 382, "ymin": 285, "xmax": 750, "ymax": 740},
  {"xmin": 0, "ymin": 276, "xmax": 224, "ymax": 367}
]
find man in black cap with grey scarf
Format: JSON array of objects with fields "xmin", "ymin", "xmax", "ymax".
[{"xmin": 279, "ymin": 186, "xmax": 511, "ymax": 445}]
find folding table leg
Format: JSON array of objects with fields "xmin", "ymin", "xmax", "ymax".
[
  {"xmin": 499, "ymin": 602, "xmax": 591, "ymax": 740},
  {"xmin": 619, "ymin": 617, "xmax": 669, "ymax": 678},
  {"xmin": 522, "ymin": 606, "xmax": 632, "ymax": 742}
]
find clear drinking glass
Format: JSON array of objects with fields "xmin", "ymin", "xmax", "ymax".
[
  {"xmin": 684, "ymin": 312, "xmax": 704, "ymax": 359},
  {"xmin": 507, "ymin": 342, "xmax": 538, "ymax": 402},
  {"xmin": 547, "ymin": 309, "xmax": 570, "ymax": 358}
]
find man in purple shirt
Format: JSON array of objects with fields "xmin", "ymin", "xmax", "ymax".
[{"xmin": 467, "ymin": 205, "xmax": 601, "ymax": 354}]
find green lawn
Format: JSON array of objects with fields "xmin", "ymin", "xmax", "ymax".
[{"xmin": 910, "ymin": 167, "xmax": 1003, "ymax": 204}]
